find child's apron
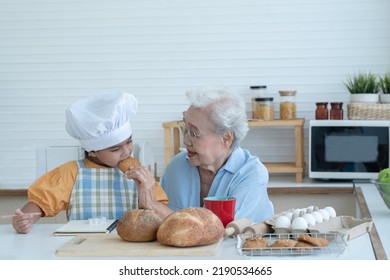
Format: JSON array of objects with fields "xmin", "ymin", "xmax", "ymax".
[{"xmin": 67, "ymin": 160, "xmax": 138, "ymax": 220}]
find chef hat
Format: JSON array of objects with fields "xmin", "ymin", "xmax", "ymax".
[{"xmin": 65, "ymin": 91, "xmax": 138, "ymax": 152}]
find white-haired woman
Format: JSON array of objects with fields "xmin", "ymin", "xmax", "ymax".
[{"xmin": 161, "ymin": 86, "xmax": 273, "ymax": 223}]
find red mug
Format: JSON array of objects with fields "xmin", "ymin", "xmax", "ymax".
[{"xmin": 203, "ymin": 196, "xmax": 236, "ymax": 227}]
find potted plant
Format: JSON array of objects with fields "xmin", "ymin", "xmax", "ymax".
[
  {"xmin": 344, "ymin": 71, "xmax": 380, "ymax": 103},
  {"xmin": 379, "ymin": 71, "xmax": 390, "ymax": 103}
]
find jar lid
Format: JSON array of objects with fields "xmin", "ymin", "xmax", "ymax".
[
  {"xmin": 279, "ymin": 90, "xmax": 297, "ymax": 96},
  {"xmin": 254, "ymin": 97, "xmax": 273, "ymax": 101},
  {"xmin": 250, "ymin": 85, "xmax": 267, "ymax": 89}
]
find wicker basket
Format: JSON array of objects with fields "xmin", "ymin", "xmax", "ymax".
[{"xmin": 347, "ymin": 103, "xmax": 390, "ymax": 120}]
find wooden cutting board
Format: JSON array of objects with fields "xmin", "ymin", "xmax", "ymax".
[{"xmin": 56, "ymin": 233, "xmax": 223, "ymax": 257}]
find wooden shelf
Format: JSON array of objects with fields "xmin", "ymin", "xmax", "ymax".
[
  {"xmin": 162, "ymin": 118, "xmax": 305, "ymax": 182},
  {"xmin": 264, "ymin": 162, "xmax": 304, "ymax": 173},
  {"xmin": 248, "ymin": 119, "xmax": 304, "ymax": 127},
  {"xmin": 0, "ymin": 189, "xmax": 27, "ymax": 196}
]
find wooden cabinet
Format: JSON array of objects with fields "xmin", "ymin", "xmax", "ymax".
[{"xmin": 162, "ymin": 118, "xmax": 305, "ymax": 182}]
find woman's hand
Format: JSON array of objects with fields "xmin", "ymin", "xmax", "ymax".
[
  {"xmin": 125, "ymin": 166, "xmax": 156, "ymax": 209},
  {"xmin": 125, "ymin": 166, "xmax": 174, "ymax": 219}
]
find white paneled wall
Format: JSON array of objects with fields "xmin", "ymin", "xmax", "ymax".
[{"xmin": 0, "ymin": 0, "xmax": 389, "ymax": 188}]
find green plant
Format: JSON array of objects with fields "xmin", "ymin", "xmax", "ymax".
[
  {"xmin": 379, "ymin": 72, "xmax": 390, "ymax": 94},
  {"xmin": 344, "ymin": 71, "xmax": 380, "ymax": 94}
]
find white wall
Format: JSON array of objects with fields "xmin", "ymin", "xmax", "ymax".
[{"xmin": 1, "ymin": 0, "xmax": 389, "ymax": 188}]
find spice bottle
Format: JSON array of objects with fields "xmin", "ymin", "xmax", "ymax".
[
  {"xmin": 254, "ymin": 97, "xmax": 274, "ymax": 121},
  {"xmin": 279, "ymin": 90, "xmax": 297, "ymax": 120},
  {"xmin": 315, "ymin": 102, "xmax": 328, "ymax": 120},
  {"xmin": 330, "ymin": 102, "xmax": 343, "ymax": 120},
  {"xmin": 250, "ymin": 86, "xmax": 267, "ymax": 119}
]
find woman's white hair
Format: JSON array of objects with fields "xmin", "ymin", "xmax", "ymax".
[{"xmin": 186, "ymin": 86, "xmax": 249, "ymax": 147}]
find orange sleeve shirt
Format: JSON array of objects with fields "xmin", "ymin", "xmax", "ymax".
[{"xmin": 27, "ymin": 159, "xmax": 169, "ymax": 217}]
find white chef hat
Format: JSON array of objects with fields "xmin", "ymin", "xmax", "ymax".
[{"xmin": 65, "ymin": 91, "xmax": 138, "ymax": 152}]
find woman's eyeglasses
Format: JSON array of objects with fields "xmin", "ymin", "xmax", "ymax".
[{"xmin": 177, "ymin": 120, "xmax": 213, "ymax": 142}]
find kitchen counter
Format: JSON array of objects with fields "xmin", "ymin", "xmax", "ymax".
[
  {"xmin": 1, "ymin": 181, "xmax": 388, "ymax": 260},
  {"xmin": 0, "ymin": 223, "xmax": 379, "ymax": 260},
  {"xmin": 268, "ymin": 178, "xmax": 389, "ymax": 258}
]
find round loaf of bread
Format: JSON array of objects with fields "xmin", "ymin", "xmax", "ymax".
[
  {"xmin": 156, "ymin": 207, "xmax": 224, "ymax": 247},
  {"xmin": 116, "ymin": 209, "xmax": 162, "ymax": 242},
  {"xmin": 118, "ymin": 156, "xmax": 140, "ymax": 173}
]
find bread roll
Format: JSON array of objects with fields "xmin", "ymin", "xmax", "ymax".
[
  {"xmin": 116, "ymin": 209, "xmax": 162, "ymax": 242},
  {"xmin": 118, "ymin": 156, "xmax": 140, "ymax": 172},
  {"xmin": 157, "ymin": 207, "xmax": 224, "ymax": 247}
]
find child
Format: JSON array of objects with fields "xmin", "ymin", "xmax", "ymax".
[{"xmin": 12, "ymin": 91, "xmax": 172, "ymax": 234}]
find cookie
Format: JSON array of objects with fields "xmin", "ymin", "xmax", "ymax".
[
  {"xmin": 297, "ymin": 235, "xmax": 329, "ymax": 247},
  {"xmin": 243, "ymin": 237, "xmax": 269, "ymax": 249},
  {"xmin": 270, "ymin": 239, "xmax": 297, "ymax": 247},
  {"xmin": 293, "ymin": 241, "xmax": 313, "ymax": 251}
]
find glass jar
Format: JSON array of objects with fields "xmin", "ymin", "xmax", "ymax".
[
  {"xmin": 330, "ymin": 102, "xmax": 343, "ymax": 120},
  {"xmin": 250, "ymin": 85, "xmax": 267, "ymax": 119},
  {"xmin": 279, "ymin": 90, "xmax": 297, "ymax": 120},
  {"xmin": 315, "ymin": 102, "xmax": 328, "ymax": 120},
  {"xmin": 253, "ymin": 97, "xmax": 274, "ymax": 121}
]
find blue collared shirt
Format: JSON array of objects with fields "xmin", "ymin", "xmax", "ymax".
[{"xmin": 161, "ymin": 146, "xmax": 274, "ymax": 223}]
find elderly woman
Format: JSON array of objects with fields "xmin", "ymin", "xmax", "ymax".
[{"xmin": 161, "ymin": 86, "xmax": 274, "ymax": 223}]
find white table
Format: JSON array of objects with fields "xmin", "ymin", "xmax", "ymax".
[
  {"xmin": 0, "ymin": 182, "xmax": 388, "ymax": 260},
  {"xmin": 0, "ymin": 223, "xmax": 380, "ymax": 260}
]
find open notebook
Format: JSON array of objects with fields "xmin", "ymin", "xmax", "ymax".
[{"xmin": 53, "ymin": 219, "xmax": 118, "ymax": 236}]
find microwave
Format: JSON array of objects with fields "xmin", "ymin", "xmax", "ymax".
[{"xmin": 309, "ymin": 120, "xmax": 390, "ymax": 180}]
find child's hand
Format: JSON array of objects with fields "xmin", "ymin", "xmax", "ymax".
[{"xmin": 12, "ymin": 209, "xmax": 35, "ymax": 234}]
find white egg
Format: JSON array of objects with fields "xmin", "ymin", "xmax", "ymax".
[
  {"xmin": 324, "ymin": 206, "xmax": 337, "ymax": 218},
  {"xmin": 291, "ymin": 217, "xmax": 308, "ymax": 230},
  {"xmin": 318, "ymin": 209, "xmax": 330, "ymax": 221},
  {"xmin": 307, "ymin": 205, "xmax": 315, "ymax": 212},
  {"xmin": 311, "ymin": 211, "xmax": 324, "ymax": 224},
  {"xmin": 293, "ymin": 208, "xmax": 301, "ymax": 212},
  {"xmin": 299, "ymin": 208, "xmax": 307, "ymax": 216},
  {"xmin": 284, "ymin": 212, "xmax": 293, "ymax": 221},
  {"xmin": 292, "ymin": 212, "xmax": 300, "ymax": 221},
  {"xmin": 275, "ymin": 215, "xmax": 291, "ymax": 228},
  {"xmin": 301, "ymin": 213, "xmax": 316, "ymax": 227}
]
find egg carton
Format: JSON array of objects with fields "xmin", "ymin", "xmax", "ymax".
[
  {"xmin": 308, "ymin": 216, "xmax": 373, "ymax": 241},
  {"xmin": 266, "ymin": 208, "xmax": 372, "ymax": 241},
  {"xmin": 265, "ymin": 205, "xmax": 337, "ymax": 233}
]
